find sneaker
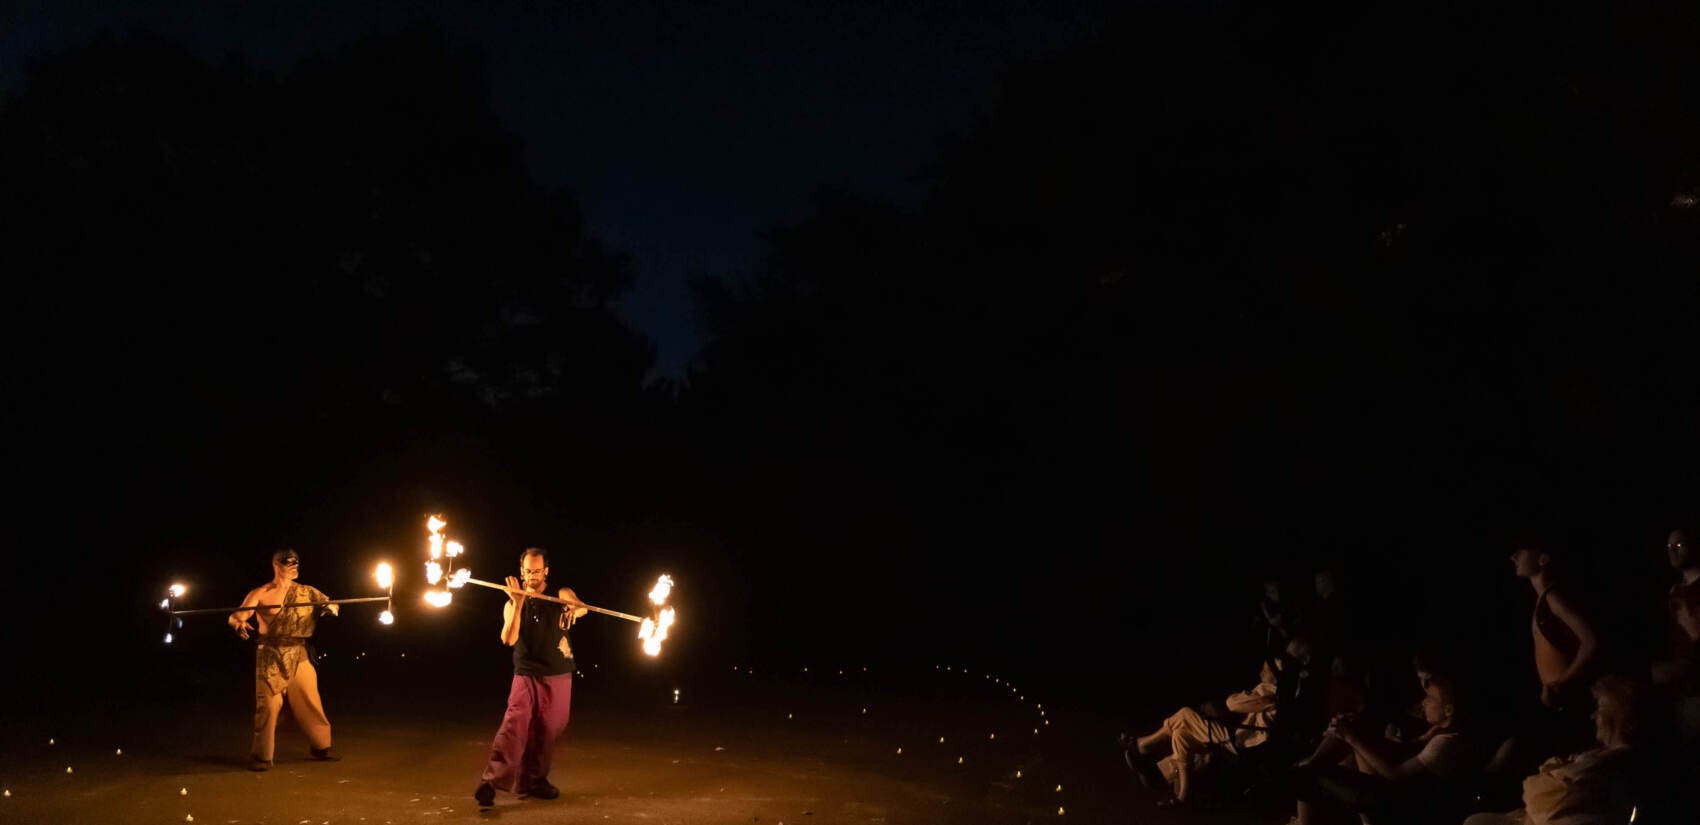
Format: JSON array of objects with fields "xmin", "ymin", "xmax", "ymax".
[
  {"xmin": 527, "ymin": 780, "xmax": 560, "ymax": 800},
  {"xmin": 310, "ymin": 746, "xmax": 341, "ymax": 762},
  {"xmin": 249, "ymin": 757, "xmax": 273, "ymax": 772},
  {"xmin": 474, "ymin": 782, "xmax": 495, "ymax": 807}
]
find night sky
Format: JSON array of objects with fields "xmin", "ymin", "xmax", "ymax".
[
  {"xmin": 3, "ymin": 1, "xmax": 1698, "ymax": 725},
  {"xmin": 4, "ymin": 0, "xmax": 1113, "ymax": 378}
]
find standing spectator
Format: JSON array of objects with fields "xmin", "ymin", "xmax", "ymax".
[
  {"xmin": 1668, "ymin": 528, "xmax": 1699, "ymax": 596},
  {"xmin": 1511, "ymin": 539, "xmax": 1601, "ymax": 714},
  {"xmin": 1656, "ymin": 584, "xmax": 1700, "ymax": 749}
]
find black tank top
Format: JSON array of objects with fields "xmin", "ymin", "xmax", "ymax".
[{"xmin": 514, "ymin": 599, "xmax": 576, "ymax": 677}]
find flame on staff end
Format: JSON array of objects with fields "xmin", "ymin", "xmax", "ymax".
[
  {"xmin": 649, "ymin": 575, "xmax": 673, "ymax": 604},
  {"xmin": 375, "ymin": 563, "xmax": 393, "ymax": 590},
  {"xmin": 638, "ymin": 574, "xmax": 676, "ymax": 656},
  {"xmin": 423, "ymin": 590, "xmax": 453, "ymax": 608},
  {"xmin": 170, "ymin": 584, "xmax": 187, "ymax": 598}
]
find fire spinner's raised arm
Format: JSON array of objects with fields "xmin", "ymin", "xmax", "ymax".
[{"xmin": 500, "ymin": 575, "xmax": 528, "ymax": 646}]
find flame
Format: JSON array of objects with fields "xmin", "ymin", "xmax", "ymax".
[
  {"xmin": 429, "ymin": 534, "xmax": 444, "ymax": 559},
  {"xmin": 426, "ymin": 561, "xmax": 443, "ymax": 585},
  {"xmin": 649, "ymin": 574, "xmax": 673, "ymax": 604},
  {"xmin": 639, "ymin": 606, "xmax": 676, "ymax": 656},
  {"xmin": 169, "ymin": 583, "xmax": 187, "ymax": 598},
  {"xmin": 379, "ymin": 610, "xmax": 395, "ymax": 625},
  {"xmin": 446, "ymin": 540, "xmax": 464, "ymax": 558},
  {"xmin": 427, "ymin": 514, "xmax": 446, "ymax": 534},
  {"xmin": 448, "ymin": 568, "xmax": 471, "ymax": 589},
  {"xmin": 375, "ymin": 563, "xmax": 394, "ymax": 589},
  {"xmin": 423, "ymin": 590, "xmax": 453, "ymax": 608}
]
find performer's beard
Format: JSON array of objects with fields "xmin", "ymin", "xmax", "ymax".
[{"xmin": 524, "ymin": 579, "xmax": 545, "ymax": 593}]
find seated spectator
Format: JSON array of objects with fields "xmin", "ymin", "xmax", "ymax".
[
  {"xmin": 1121, "ymin": 658, "xmax": 1282, "ymax": 807},
  {"xmin": 1254, "ymin": 576, "xmax": 1303, "ymax": 659},
  {"xmin": 1462, "ymin": 674, "xmax": 1663, "ymax": 825},
  {"xmin": 1303, "ymin": 567, "xmax": 1359, "ymax": 661},
  {"xmin": 1288, "ymin": 673, "xmax": 1488, "ymax": 825}
]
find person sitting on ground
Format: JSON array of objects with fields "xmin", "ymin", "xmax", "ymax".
[
  {"xmin": 1462, "ymin": 674, "xmax": 1666, "ymax": 825},
  {"xmin": 1121, "ymin": 657, "xmax": 1282, "ymax": 807},
  {"xmin": 1288, "ymin": 673, "xmax": 1488, "ymax": 825}
]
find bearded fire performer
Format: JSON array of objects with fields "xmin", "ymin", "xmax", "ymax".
[
  {"xmin": 474, "ymin": 547, "xmax": 588, "ymax": 807},
  {"xmin": 228, "ymin": 549, "xmax": 342, "ymax": 771}
]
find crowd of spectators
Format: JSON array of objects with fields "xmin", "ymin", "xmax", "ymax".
[{"xmin": 1118, "ymin": 527, "xmax": 1700, "ymax": 824}]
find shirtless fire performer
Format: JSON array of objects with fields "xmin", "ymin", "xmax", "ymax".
[{"xmin": 228, "ymin": 548, "xmax": 343, "ymax": 771}]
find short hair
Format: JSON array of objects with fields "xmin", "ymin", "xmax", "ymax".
[
  {"xmin": 519, "ymin": 547, "xmax": 548, "ymax": 566},
  {"xmin": 271, "ymin": 548, "xmax": 300, "ymax": 565}
]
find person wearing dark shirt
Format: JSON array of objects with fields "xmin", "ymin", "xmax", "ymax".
[{"xmin": 474, "ymin": 547, "xmax": 588, "ymax": 807}]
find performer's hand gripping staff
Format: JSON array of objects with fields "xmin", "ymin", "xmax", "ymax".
[{"xmin": 159, "ymin": 561, "xmax": 398, "ymax": 644}]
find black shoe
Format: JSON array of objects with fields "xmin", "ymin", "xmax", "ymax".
[
  {"xmin": 527, "ymin": 780, "xmax": 560, "ymax": 800},
  {"xmin": 310, "ymin": 746, "xmax": 341, "ymax": 762},
  {"xmin": 474, "ymin": 782, "xmax": 495, "ymax": 807},
  {"xmin": 249, "ymin": 756, "xmax": 273, "ymax": 772},
  {"xmin": 1122, "ymin": 749, "xmax": 1165, "ymax": 790}
]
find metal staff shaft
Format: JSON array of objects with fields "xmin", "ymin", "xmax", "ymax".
[
  {"xmin": 461, "ymin": 577, "xmax": 645, "ymax": 623},
  {"xmin": 170, "ymin": 596, "xmax": 392, "ymax": 616}
]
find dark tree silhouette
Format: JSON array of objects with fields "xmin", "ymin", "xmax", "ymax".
[{"xmin": 683, "ymin": 2, "xmax": 1700, "ymax": 699}]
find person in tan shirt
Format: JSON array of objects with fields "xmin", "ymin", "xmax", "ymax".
[{"xmin": 1123, "ymin": 659, "xmax": 1281, "ymax": 806}]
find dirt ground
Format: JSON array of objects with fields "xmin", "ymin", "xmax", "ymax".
[{"xmin": 0, "ymin": 663, "xmax": 1285, "ymax": 825}]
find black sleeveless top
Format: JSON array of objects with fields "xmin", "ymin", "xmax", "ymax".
[{"xmin": 514, "ymin": 598, "xmax": 576, "ymax": 677}]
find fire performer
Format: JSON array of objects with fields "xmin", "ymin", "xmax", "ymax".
[
  {"xmin": 475, "ymin": 547, "xmax": 588, "ymax": 806},
  {"xmin": 228, "ymin": 549, "xmax": 342, "ymax": 771}
]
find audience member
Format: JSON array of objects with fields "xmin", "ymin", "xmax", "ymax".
[
  {"xmin": 1511, "ymin": 539, "xmax": 1601, "ymax": 727},
  {"xmin": 1288, "ymin": 674, "xmax": 1488, "ymax": 825},
  {"xmin": 1121, "ymin": 658, "xmax": 1282, "ymax": 807},
  {"xmin": 1462, "ymin": 674, "xmax": 1664, "ymax": 825},
  {"xmin": 1252, "ymin": 575, "xmax": 1302, "ymax": 658}
]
